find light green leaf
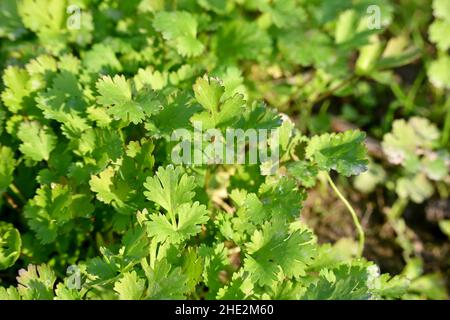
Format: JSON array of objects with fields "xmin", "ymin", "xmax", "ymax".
[
  {"xmin": 54, "ymin": 283, "xmax": 82, "ymax": 300},
  {"xmin": 146, "ymin": 202, "xmax": 209, "ymax": 244},
  {"xmin": 1, "ymin": 66, "xmax": 32, "ymax": 113},
  {"xmin": 192, "ymin": 76, "xmax": 245, "ymax": 129},
  {"xmin": 193, "ymin": 76, "xmax": 224, "ymax": 115},
  {"xmin": 16, "ymin": 264, "xmax": 56, "ymax": 300},
  {"xmin": 114, "ymin": 271, "xmax": 145, "ymax": 300},
  {"xmin": 143, "ymin": 165, "xmax": 196, "ymax": 215},
  {"xmin": 90, "ymin": 167, "xmax": 126, "ymax": 207},
  {"xmin": 153, "ymin": 11, "xmax": 204, "ymax": 57},
  {"xmin": 396, "ymin": 174, "xmax": 434, "ymax": 203},
  {"xmin": 0, "ymin": 286, "xmax": 21, "ymax": 300},
  {"xmin": 17, "ymin": 121, "xmax": 57, "ymax": 162},
  {"xmin": 433, "ymin": 0, "xmax": 450, "ymax": 21},
  {"xmin": 428, "ymin": 55, "xmax": 450, "ymax": 89},
  {"xmin": 0, "ymin": 222, "xmax": 21, "ymax": 270},
  {"xmin": 382, "ymin": 117, "xmax": 440, "ymax": 166},
  {"xmin": 429, "ymin": 19, "xmax": 450, "ymax": 51},
  {"xmin": 96, "ymin": 75, "xmax": 161, "ymax": 124},
  {"xmin": 0, "ymin": 146, "xmax": 15, "ymax": 192},
  {"xmin": 438, "ymin": 220, "xmax": 450, "ymax": 238}
]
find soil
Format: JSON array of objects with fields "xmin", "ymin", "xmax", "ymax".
[{"xmin": 301, "ymin": 185, "xmax": 450, "ymax": 293}]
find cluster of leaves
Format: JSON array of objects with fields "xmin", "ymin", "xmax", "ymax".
[
  {"xmin": 427, "ymin": 0, "xmax": 450, "ymax": 89},
  {"xmin": 353, "ymin": 116, "xmax": 449, "ymax": 300},
  {"xmin": 0, "ymin": 61, "xmax": 407, "ymax": 298},
  {"xmin": 381, "ymin": 117, "xmax": 449, "ymax": 203},
  {"xmin": 0, "ymin": 0, "xmax": 446, "ymax": 300},
  {"xmin": 352, "ymin": 0, "xmax": 450, "ymax": 300},
  {"xmin": 356, "ymin": 117, "xmax": 449, "ymax": 204}
]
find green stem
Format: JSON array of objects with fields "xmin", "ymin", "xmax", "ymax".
[
  {"xmin": 390, "ymin": 81, "xmax": 407, "ymax": 104},
  {"xmin": 9, "ymin": 183, "xmax": 26, "ymax": 203},
  {"xmin": 441, "ymin": 98, "xmax": 450, "ymax": 147},
  {"xmin": 168, "ymin": 209, "xmax": 177, "ymax": 229},
  {"xmin": 405, "ymin": 70, "xmax": 425, "ymax": 114},
  {"xmin": 325, "ymin": 173, "xmax": 365, "ymax": 256},
  {"xmin": 386, "ymin": 198, "xmax": 413, "ymax": 261}
]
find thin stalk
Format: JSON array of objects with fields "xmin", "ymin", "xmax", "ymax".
[
  {"xmin": 390, "ymin": 81, "xmax": 407, "ymax": 104},
  {"xmin": 441, "ymin": 98, "xmax": 450, "ymax": 147},
  {"xmin": 386, "ymin": 198, "xmax": 413, "ymax": 261},
  {"xmin": 9, "ymin": 183, "xmax": 26, "ymax": 203},
  {"xmin": 168, "ymin": 208, "xmax": 177, "ymax": 229},
  {"xmin": 405, "ymin": 70, "xmax": 425, "ymax": 114},
  {"xmin": 326, "ymin": 173, "xmax": 365, "ymax": 256}
]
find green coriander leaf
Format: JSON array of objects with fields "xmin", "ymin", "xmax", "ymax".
[
  {"xmin": 16, "ymin": 264, "xmax": 56, "ymax": 300},
  {"xmin": 0, "ymin": 222, "xmax": 22, "ymax": 270},
  {"xmin": 122, "ymin": 226, "xmax": 150, "ymax": 261},
  {"xmin": 24, "ymin": 184, "xmax": 93, "ymax": 244},
  {"xmin": 372, "ymin": 274, "xmax": 409, "ymax": 299},
  {"xmin": 217, "ymin": 270, "xmax": 254, "ymax": 300},
  {"xmin": 97, "ymin": 74, "xmax": 131, "ymax": 106},
  {"xmin": 90, "ymin": 167, "xmax": 126, "ymax": 206},
  {"xmin": 0, "ymin": 146, "xmax": 15, "ymax": 192},
  {"xmin": 382, "ymin": 117, "xmax": 440, "ymax": 166},
  {"xmin": 17, "ymin": 122, "xmax": 57, "ymax": 162},
  {"xmin": 306, "ymin": 130, "xmax": 368, "ymax": 176},
  {"xmin": 1, "ymin": 66, "xmax": 32, "ymax": 113},
  {"xmin": 143, "ymin": 165, "xmax": 196, "ymax": 215},
  {"xmin": 0, "ymin": 0, "xmax": 26, "ymax": 40},
  {"xmin": 439, "ymin": 220, "xmax": 450, "ymax": 238},
  {"xmin": 96, "ymin": 75, "xmax": 161, "ymax": 124},
  {"xmin": 302, "ymin": 263, "xmax": 370, "ymax": 300},
  {"xmin": 54, "ymin": 283, "xmax": 82, "ymax": 300},
  {"xmin": 0, "ymin": 286, "xmax": 21, "ymax": 300},
  {"xmin": 82, "ymin": 43, "xmax": 122, "ymax": 73},
  {"xmin": 142, "ymin": 258, "xmax": 190, "ymax": 299},
  {"xmin": 428, "ymin": 55, "xmax": 450, "ymax": 89},
  {"xmin": 278, "ymin": 30, "xmax": 335, "ymax": 69},
  {"xmin": 433, "ymin": 0, "xmax": 450, "ymax": 21},
  {"xmin": 258, "ymin": 177, "xmax": 306, "ymax": 220},
  {"xmin": 85, "ymin": 257, "xmax": 118, "ymax": 283},
  {"xmin": 153, "ymin": 11, "xmax": 204, "ymax": 57},
  {"xmin": 181, "ymin": 247, "xmax": 204, "ymax": 293},
  {"xmin": 213, "ymin": 20, "xmax": 271, "ymax": 64},
  {"xmin": 198, "ymin": 243, "xmax": 229, "ymax": 298},
  {"xmin": 18, "ymin": 0, "xmax": 67, "ymax": 51},
  {"xmin": 429, "ymin": 19, "xmax": 450, "ymax": 51},
  {"xmin": 198, "ymin": 0, "xmax": 229, "ymax": 15},
  {"xmin": 114, "ymin": 271, "xmax": 145, "ymax": 300},
  {"xmin": 192, "ymin": 76, "xmax": 245, "ymax": 129},
  {"xmin": 193, "ymin": 76, "xmax": 224, "ymax": 115},
  {"xmin": 245, "ymin": 220, "xmax": 316, "ymax": 286},
  {"xmin": 288, "ymin": 161, "xmax": 319, "ymax": 188},
  {"xmin": 396, "ymin": 174, "xmax": 434, "ymax": 204},
  {"xmin": 146, "ymin": 202, "xmax": 209, "ymax": 244}
]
